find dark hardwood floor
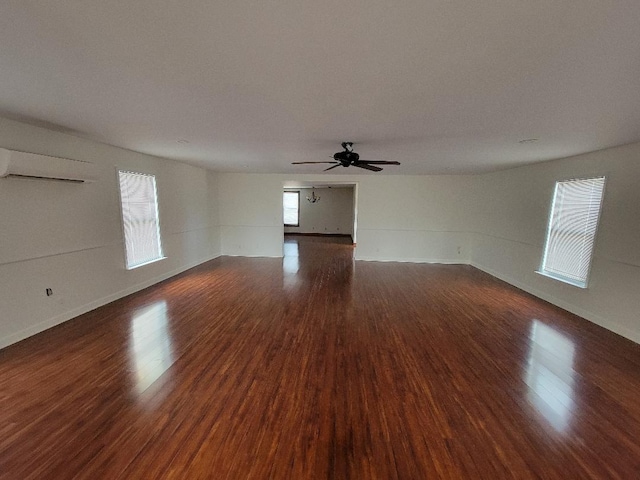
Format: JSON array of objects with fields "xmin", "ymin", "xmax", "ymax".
[{"xmin": 2, "ymin": 236, "xmax": 640, "ymax": 479}]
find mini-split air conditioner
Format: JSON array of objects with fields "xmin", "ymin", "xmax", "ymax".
[{"xmin": 0, "ymin": 147, "xmax": 97, "ymax": 183}]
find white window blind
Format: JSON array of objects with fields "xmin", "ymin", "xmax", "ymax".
[
  {"xmin": 118, "ymin": 171, "xmax": 164, "ymax": 269},
  {"xmin": 540, "ymin": 176, "xmax": 605, "ymax": 288},
  {"xmin": 283, "ymin": 191, "xmax": 299, "ymax": 226}
]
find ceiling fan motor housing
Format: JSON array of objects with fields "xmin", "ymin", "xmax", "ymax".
[
  {"xmin": 291, "ymin": 142, "xmax": 398, "ymax": 171},
  {"xmin": 334, "ymin": 150, "xmax": 359, "ymax": 165}
]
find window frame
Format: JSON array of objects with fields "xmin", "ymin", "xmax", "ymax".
[
  {"xmin": 283, "ymin": 190, "xmax": 300, "ymax": 227},
  {"xmin": 537, "ymin": 175, "xmax": 606, "ymax": 288},
  {"xmin": 117, "ymin": 170, "xmax": 166, "ymax": 270}
]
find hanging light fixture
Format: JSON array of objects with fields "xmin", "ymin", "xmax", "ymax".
[{"xmin": 307, "ymin": 187, "xmax": 321, "ymax": 203}]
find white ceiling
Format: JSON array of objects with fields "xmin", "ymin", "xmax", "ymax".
[{"xmin": 1, "ymin": 1, "xmax": 640, "ymax": 174}]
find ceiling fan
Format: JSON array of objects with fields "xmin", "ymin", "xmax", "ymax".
[{"xmin": 292, "ymin": 142, "xmax": 401, "ymax": 172}]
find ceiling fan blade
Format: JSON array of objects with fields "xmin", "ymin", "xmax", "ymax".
[
  {"xmin": 292, "ymin": 161, "xmax": 338, "ymax": 164},
  {"xmin": 324, "ymin": 164, "xmax": 341, "ymax": 171},
  {"xmin": 356, "ymin": 160, "xmax": 401, "ymax": 165},
  {"xmin": 354, "ymin": 163, "xmax": 383, "ymax": 172}
]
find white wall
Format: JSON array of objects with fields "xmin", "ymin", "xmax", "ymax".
[
  {"xmin": 0, "ymin": 118, "xmax": 220, "ymax": 348},
  {"xmin": 218, "ymin": 173, "xmax": 473, "ymax": 263},
  {"xmin": 4, "ymin": 114, "xmax": 638, "ymax": 348},
  {"xmin": 218, "ymin": 174, "xmax": 284, "ymax": 257},
  {"xmin": 218, "ymin": 151, "xmax": 640, "ymax": 343},
  {"xmin": 469, "ymin": 143, "xmax": 640, "ymax": 343},
  {"xmin": 355, "ymin": 175, "xmax": 473, "ymax": 263},
  {"xmin": 284, "ymin": 187, "xmax": 354, "ymax": 237}
]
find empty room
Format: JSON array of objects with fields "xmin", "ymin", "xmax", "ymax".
[{"xmin": 1, "ymin": 2, "xmax": 640, "ymax": 479}]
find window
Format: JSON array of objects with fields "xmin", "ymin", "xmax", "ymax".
[
  {"xmin": 283, "ymin": 191, "xmax": 300, "ymax": 226},
  {"xmin": 539, "ymin": 176, "xmax": 605, "ymax": 288},
  {"xmin": 118, "ymin": 170, "xmax": 165, "ymax": 269}
]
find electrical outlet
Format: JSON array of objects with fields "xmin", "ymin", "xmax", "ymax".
[{"xmin": 46, "ymin": 288, "xmax": 53, "ymax": 296}]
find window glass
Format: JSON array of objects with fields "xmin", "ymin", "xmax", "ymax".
[
  {"xmin": 283, "ymin": 191, "xmax": 299, "ymax": 226},
  {"xmin": 539, "ymin": 176, "xmax": 605, "ymax": 288},
  {"xmin": 118, "ymin": 171, "xmax": 164, "ymax": 269}
]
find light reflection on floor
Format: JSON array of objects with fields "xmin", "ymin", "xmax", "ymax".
[
  {"xmin": 525, "ymin": 320, "xmax": 576, "ymax": 433},
  {"xmin": 130, "ymin": 300, "xmax": 174, "ymax": 394},
  {"xmin": 283, "ymin": 240, "xmax": 299, "ymax": 274}
]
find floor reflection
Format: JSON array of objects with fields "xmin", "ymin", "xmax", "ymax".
[
  {"xmin": 130, "ymin": 300, "xmax": 174, "ymax": 394},
  {"xmin": 282, "ymin": 240, "xmax": 299, "ymax": 274},
  {"xmin": 282, "ymin": 235, "xmax": 355, "ymax": 295},
  {"xmin": 525, "ymin": 320, "xmax": 576, "ymax": 433}
]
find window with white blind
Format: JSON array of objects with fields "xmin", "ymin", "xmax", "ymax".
[
  {"xmin": 118, "ymin": 170, "xmax": 165, "ymax": 269},
  {"xmin": 283, "ymin": 191, "xmax": 300, "ymax": 226},
  {"xmin": 539, "ymin": 176, "xmax": 605, "ymax": 288}
]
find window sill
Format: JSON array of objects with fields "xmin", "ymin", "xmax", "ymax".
[
  {"xmin": 126, "ymin": 256, "xmax": 167, "ymax": 270},
  {"xmin": 535, "ymin": 270, "xmax": 587, "ymax": 289}
]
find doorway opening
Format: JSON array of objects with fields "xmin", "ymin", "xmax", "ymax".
[{"xmin": 282, "ymin": 182, "xmax": 358, "ymax": 254}]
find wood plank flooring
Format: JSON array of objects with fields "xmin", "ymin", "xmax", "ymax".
[{"xmin": 2, "ymin": 235, "xmax": 640, "ymax": 478}]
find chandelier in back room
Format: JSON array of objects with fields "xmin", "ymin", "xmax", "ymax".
[{"xmin": 307, "ymin": 187, "xmax": 320, "ymax": 203}]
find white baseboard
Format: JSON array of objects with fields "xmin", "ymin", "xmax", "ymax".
[
  {"xmin": 356, "ymin": 256, "xmax": 465, "ymax": 264},
  {"xmin": 0, "ymin": 253, "xmax": 221, "ymax": 350},
  {"xmin": 470, "ymin": 261, "xmax": 640, "ymax": 345},
  {"xmin": 222, "ymin": 254, "xmax": 283, "ymax": 258},
  {"xmin": 5, "ymin": 253, "xmax": 636, "ymax": 350}
]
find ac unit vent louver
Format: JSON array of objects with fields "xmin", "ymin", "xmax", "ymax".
[{"xmin": 0, "ymin": 148, "xmax": 97, "ymax": 183}]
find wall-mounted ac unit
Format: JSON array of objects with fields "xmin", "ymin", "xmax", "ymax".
[{"xmin": 0, "ymin": 148, "xmax": 97, "ymax": 183}]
